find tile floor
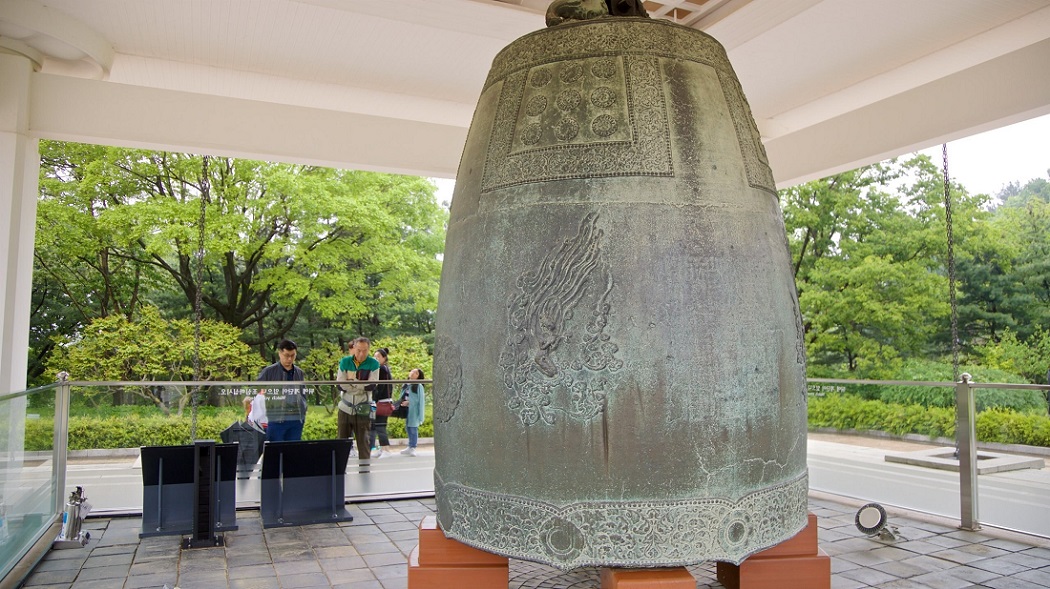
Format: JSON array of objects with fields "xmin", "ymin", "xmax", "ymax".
[{"xmin": 19, "ymin": 493, "xmax": 1050, "ymax": 589}]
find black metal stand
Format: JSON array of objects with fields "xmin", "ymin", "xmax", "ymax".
[
  {"xmin": 183, "ymin": 440, "xmax": 224, "ymax": 548},
  {"xmin": 260, "ymin": 439, "xmax": 353, "ymax": 528},
  {"xmin": 140, "ymin": 442, "xmax": 238, "ymax": 539}
]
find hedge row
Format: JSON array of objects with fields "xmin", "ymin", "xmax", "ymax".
[
  {"xmin": 808, "ymin": 393, "xmax": 1050, "ymax": 447},
  {"xmin": 25, "ymin": 408, "xmax": 434, "ymax": 451}
]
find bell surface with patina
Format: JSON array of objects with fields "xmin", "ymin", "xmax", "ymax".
[{"xmin": 433, "ymin": 10, "xmax": 808, "ymax": 570}]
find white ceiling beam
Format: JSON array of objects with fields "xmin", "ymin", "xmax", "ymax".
[
  {"xmin": 766, "ymin": 37, "xmax": 1050, "ymax": 189},
  {"xmin": 28, "ymin": 73, "xmax": 467, "ymax": 178}
]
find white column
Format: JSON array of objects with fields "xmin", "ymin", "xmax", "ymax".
[{"xmin": 0, "ymin": 53, "xmax": 39, "ymax": 473}]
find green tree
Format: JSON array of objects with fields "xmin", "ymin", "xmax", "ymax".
[
  {"xmin": 46, "ymin": 306, "xmax": 261, "ymax": 414},
  {"xmin": 35, "ymin": 141, "xmax": 447, "ymax": 364},
  {"xmin": 975, "ymin": 329, "xmax": 1050, "ymax": 384},
  {"xmin": 782, "ymin": 158, "xmax": 951, "ymax": 376}
]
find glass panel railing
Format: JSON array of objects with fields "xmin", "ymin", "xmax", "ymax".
[
  {"xmin": 0, "ymin": 383, "xmax": 63, "ymax": 581},
  {"xmin": 807, "ymin": 377, "xmax": 1050, "ymax": 537},
  {"xmin": 55, "ymin": 380, "xmax": 435, "ymax": 515}
]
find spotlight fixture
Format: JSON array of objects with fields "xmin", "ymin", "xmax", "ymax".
[{"xmin": 855, "ymin": 503, "xmax": 902, "ymax": 541}]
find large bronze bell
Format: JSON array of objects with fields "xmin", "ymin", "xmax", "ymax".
[{"xmin": 432, "ymin": 8, "xmax": 808, "ymax": 570}]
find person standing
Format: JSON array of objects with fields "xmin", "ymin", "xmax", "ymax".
[
  {"xmin": 255, "ymin": 339, "xmax": 306, "ymax": 442},
  {"xmin": 337, "ymin": 337, "xmax": 380, "ymax": 459},
  {"xmin": 369, "ymin": 347, "xmax": 394, "ymax": 458},
  {"xmin": 399, "ymin": 368, "xmax": 426, "ymax": 456}
]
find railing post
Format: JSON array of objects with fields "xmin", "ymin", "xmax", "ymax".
[
  {"xmin": 955, "ymin": 373, "xmax": 980, "ymax": 531},
  {"xmin": 52, "ymin": 372, "xmax": 71, "ymax": 517}
]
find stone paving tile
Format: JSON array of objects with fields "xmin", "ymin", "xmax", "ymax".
[
  {"xmin": 22, "ymin": 568, "xmax": 80, "ymax": 586},
  {"xmin": 230, "ymin": 576, "xmax": 281, "ymax": 589},
  {"xmin": 368, "ymin": 516, "xmax": 409, "ymax": 527},
  {"xmin": 81, "ymin": 551, "xmax": 134, "ymax": 568},
  {"xmin": 898, "ymin": 554, "xmax": 960, "ymax": 573},
  {"xmin": 999, "ymin": 552, "xmax": 1050, "ymax": 570},
  {"xmin": 946, "ymin": 564, "xmax": 1004, "ymax": 585},
  {"xmin": 972, "ymin": 555, "xmax": 1044, "ymax": 577},
  {"xmin": 984, "ymin": 577, "xmax": 1046, "ymax": 589},
  {"xmin": 129, "ymin": 557, "xmax": 178, "ymax": 575},
  {"xmin": 330, "ymin": 581, "xmax": 382, "ymax": 589},
  {"xmin": 897, "ymin": 538, "xmax": 958, "ymax": 556},
  {"xmin": 389, "ymin": 538, "xmax": 419, "ymax": 555},
  {"xmin": 1022, "ymin": 547, "xmax": 1050, "ymax": 560},
  {"xmin": 124, "ymin": 571, "xmax": 179, "ymax": 588},
  {"xmin": 274, "ymin": 559, "xmax": 324, "ymax": 576},
  {"xmin": 314, "ymin": 545, "xmax": 360, "ymax": 560},
  {"xmin": 229, "ymin": 563, "xmax": 278, "ymax": 580},
  {"xmin": 228, "ymin": 550, "xmax": 278, "ymax": 568},
  {"xmin": 927, "ymin": 535, "xmax": 976, "ymax": 549},
  {"xmin": 319, "ymin": 555, "xmax": 368, "ymax": 573},
  {"xmin": 73, "ymin": 563, "xmax": 130, "ymax": 580},
  {"xmin": 380, "ymin": 529, "xmax": 415, "ymax": 541},
  {"xmin": 269, "ymin": 545, "xmax": 315, "ymax": 562},
  {"xmin": 31, "ymin": 556, "xmax": 87, "ymax": 572},
  {"xmin": 360, "ymin": 552, "xmax": 406, "ymax": 568},
  {"xmin": 960, "ymin": 543, "xmax": 1014, "ymax": 559},
  {"xmin": 370, "ymin": 563, "xmax": 406, "ymax": 581},
  {"xmin": 375, "ymin": 520, "xmax": 418, "ymax": 534},
  {"xmin": 987, "ymin": 539, "xmax": 1043, "ymax": 552},
  {"xmin": 1012, "ymin": 567, "xmax": 1050, "ymax": 586},
  {"xmin": 70, "ymin": 578, "xmax": 129, "ymax": 589},
  {"xmin": 281, "ymin": 572, "xmax": 333, "ymax": 588},
  {"xmin": 872, "ymin": 556, "xmax": 946, "ymax": 579},
  {"xmin": 910, "ymin": 570, "xmax": 976, "ymax": 589},
  {"xmin": 877, "ymin": 579, "xmax": 932, "ymax": 588},
  {"xmin": 353, "ymin": 541, "xmax": 398, "ymax": 556},
  {"xmin": 81, "ymin": 544, "xmax": 132, "ymax": 558},
  {"xmin": 829, "ymin": 577, "xmax": 866, "ymax": 589},
  {"xmin": 839, "ymin": 564, "xmax": 901, "ymax": 586},
  {"xmin": 177, "ymin": 568, "xmax": 230, "ymax": 586},
  {"xmin": 935, "ymin": 547, "xmax": 1001, "ymax": 565},
  {"xmin": 326, "ymin": 567, "xmax": 377, "ymax": 584},
  {"xmin": 305, "ymin": 528, "xmax": 353, "ymax": 548},
  {"xmin": 831, "ymin": 556, "xmax": 863, "ymax": 574}
]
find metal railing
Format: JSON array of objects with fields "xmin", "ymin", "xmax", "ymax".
[{"xmin": 809, "ymin": 376, "xmax": 1050, "ymax": 532}]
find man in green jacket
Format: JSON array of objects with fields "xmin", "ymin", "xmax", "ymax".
[{"xmin": 336, "ymin": 337, "xmax": 380, "ymax": 459}]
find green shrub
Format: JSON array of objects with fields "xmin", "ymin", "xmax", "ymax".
[
  {"xmin": 25, "ymin": 404, "xmax": 435, "ymax": 451},
  {"xmin": 975, "ymin": 409, "xmax": 1050, "ymax": 447},
  {"xmin": 808, "ymin": 393, "xmax": 1050, "ymax": 447},
  {"xmin": 879, "ymin": 360, "xmax": 1046, "ymax": 413}
]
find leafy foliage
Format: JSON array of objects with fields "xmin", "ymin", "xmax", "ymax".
[
  {"xmin": 24, "ymin": 405, "xmax": 434, "ymax": 451},
  {"xmin": 34, "ymin": 141, "xmax": 447, "ymax": 381},
  {"xmin": 878, "ymin": 359, "xmax": 1046, "ymax": 412},
  {"xmin": 45, "ymin": 306, "xmax": 261, "ymax": 413},
  {"xmin": 808, "ymin": 393, "xmax": 1050, "ymax": 447}
]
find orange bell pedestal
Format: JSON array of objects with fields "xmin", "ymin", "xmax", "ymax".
[
  {"xmin": 600, "ymin": 567, "xmax": 696, "ymax": 588},
  {"xmin": 407, "ymin": 516, "xmax": 509, "ymax": 589},
  {"xmin": 716, "ymin": 513, "xmax": 830, "ymax": 589}
]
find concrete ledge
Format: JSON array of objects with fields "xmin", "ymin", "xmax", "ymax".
[
  {"xmin": 884, "ymin": 446, "xmax": 1045, "ymax": 474},
  {"xmin": 810, "ymin": 427, "xmax": 1050, "ymax": 458}
]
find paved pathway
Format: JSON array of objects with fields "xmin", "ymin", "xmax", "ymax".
[{"xmin": 20, "ymin": 492, "xmax": 1050, "ymax": 589}]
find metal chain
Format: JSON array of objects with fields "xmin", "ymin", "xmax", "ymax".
[
  {"xmin": 942, "ymin": 144, "xmax": 960, "ymax": 382},
  {"xmin": 190, "ymin": 155, "xmax": 210, "ymax": 441}
]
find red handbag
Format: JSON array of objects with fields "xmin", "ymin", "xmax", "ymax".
[{"xmin": 375, "ymin": 399, "xmax": 395, "ymax": 418}]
